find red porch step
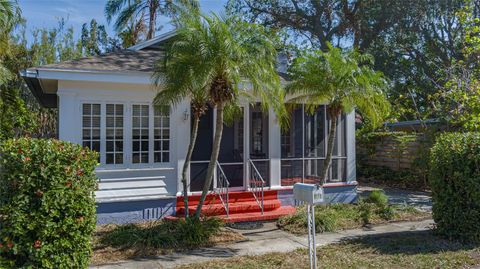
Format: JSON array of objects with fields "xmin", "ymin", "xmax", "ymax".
[
  {"xmin": 169, "ymin": 190, "xmax": 296, "ymax": 223},
  {"xmin": 178, "ymin": 199, "xmax": 281, "ymax": 216}
]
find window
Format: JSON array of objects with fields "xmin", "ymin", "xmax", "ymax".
[
  {"xmin": 132, "ymin": 104, "xmax": 150, "ymax": 164},
  {"xmin": 81, "ymin": 103, "xmax": 170, "ymax": 166},
  {"xmin": 106, "ymin": 104, "xmax": 124, "ymax": 164},
  {"xmin": 154, "ymin": 106, "xmax": 170, "ymax": 163},
  {"xmin": 82, "ymin": 104, "xmax": 101, "ymax": 153}
]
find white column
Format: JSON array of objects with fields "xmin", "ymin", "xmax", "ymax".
[
  {"xmin": 346, "ymin": 110, "xmax": 356, "ymax": 183},
  {"xmin": 269, "ymin": 108, "xmax": 281, "ymax": 187},
  {"xmin": 175, "ymin": 100, "xmax": 191, "ymax": 195}
]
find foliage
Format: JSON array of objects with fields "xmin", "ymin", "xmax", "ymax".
[
  {"xmin": 0, "ymin": 138, "xmax": 98, "ymax": 268},
  {"xmin": 161, "ymin": 6, "xmax": 286, "ymax": 218},
  {"xmin": 277, "ymin": 202, "xmax": 427, "ymax": 235},
  {"xmin": 1, "ymin": 15, "xmax": 122, "ymax": 142},
  {"xmin": 432, "ymin": 3, "xmax": 480, "ymax": 131},
  {"xmin": 365, "ymin": 190, "xmax": 389, "ymax": 208},
  {"xmin": 286, "ymin": 44, "xmax": 390, "ymax": 183},
  {"xmin": 430, "ymin": 132, "xmax": 480, "ymax": 243},
  {"xmin": 100, "ymin": 218, "xmax": 222, "ymax": 249},
  {"xmin": 228, "ymin": 0, "xmax": 479, "ymax": 123}
]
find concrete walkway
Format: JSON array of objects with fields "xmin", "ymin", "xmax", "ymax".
[{"xmin": 91, "ymin": 219, "xmax": 434, "ymax": 269}]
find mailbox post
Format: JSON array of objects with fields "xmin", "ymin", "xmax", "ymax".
[{"xmin": 293, "ymin": 183, "xmax": 324, "ymax": 269}]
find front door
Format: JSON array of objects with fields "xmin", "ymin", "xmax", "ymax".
[{"xmin": 249, "ymin": 104, "xmax": 270, "ymax": 186}]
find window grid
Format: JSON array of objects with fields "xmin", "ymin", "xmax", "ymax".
[
  {"xmin": 132, "ymin": 104, "xmax": 150, "ymax": 164},
  {"xmin": 106, "ymin": 104, "xmax": 124, "ymax": 164},
  {"xmin": 82, "ymin": 104, "xmax": 101, "ymax": 153},
  {"xmin": 153, "ymin": 106, "xmax": 170, "ymax": 163}
]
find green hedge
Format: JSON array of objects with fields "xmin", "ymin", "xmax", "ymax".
[
  {"xmin": 0, "ymin": 138, "xmax": 98, "ymax": 268},
  {"xmin": 430, "ymin": 133, "xmax": 480, "ymax": 242}
]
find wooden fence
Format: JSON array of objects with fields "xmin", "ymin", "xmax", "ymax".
[{"xmin": 357, "ymin": 133, "xmax": 427, "ymax": 171}]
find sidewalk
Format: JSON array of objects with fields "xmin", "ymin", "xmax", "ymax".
[{"xmin": 91, "ymin": 219, "xmax": 434, "ymax": 269}]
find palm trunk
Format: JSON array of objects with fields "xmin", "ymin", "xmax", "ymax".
[
  {"xmin": 147, "ymin": 0, "xmax": 157, "ymax": 39},
  {"xmin": 195, "ymin": 104, "xmax": 224, "ymax": 218},
  {"xmin": 320, "ymin": 112, "xmax": 338, "ymax": 185},
  {"xmin": 181, "ymin": 116, "xmax": 200, "ymax": 218}
]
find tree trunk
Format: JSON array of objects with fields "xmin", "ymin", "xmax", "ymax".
[
  {"xmin": 147, "ymin": 0, "xmax": 157, "ymax": 39},
  {"xmin": 320, "ymin": 112, "xmax": 338, "ymax": 185},
  {"xmin": 195, "ymin": 104, "xmax": 224, "ymax": 218},
  {"xmin": 181, "ymin": 116, "xmax": 200, "ymax": 218}
]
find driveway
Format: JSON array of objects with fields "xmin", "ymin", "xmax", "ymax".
[{"xmin": 357, "ymin": 185, "xmax": 432, "ymax": 212}]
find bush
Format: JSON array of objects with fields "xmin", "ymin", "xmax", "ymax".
[
  {"xmin": 365, "ymin": 190, "xmax": 389, "ymax": 208},
  {"xmin": 0, "ymin": 138, "xmax": 98, "ymax": 268},
  {"xmin": 101, "ymin": 217, "xmax": 223, "ymax": 249},
  {"xmin": 430, "ymin": 133, "xmax": 480, "ymax": 242}
]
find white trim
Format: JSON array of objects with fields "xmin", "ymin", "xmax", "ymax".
[{"xmin": 128, "ymin": 30, "xmax": 177, "ymax": 51}]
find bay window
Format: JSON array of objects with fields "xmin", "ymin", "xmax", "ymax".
[{"xmin": 81, "ymin": 102, "xmax": 170, "ymax": 167}]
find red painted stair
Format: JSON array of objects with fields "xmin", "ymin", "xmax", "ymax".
[{"xmin": 168, "ymin": 190, "xmax": 296, "ymax": 223}]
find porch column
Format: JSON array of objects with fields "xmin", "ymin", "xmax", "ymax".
[
  {"xmin": 175, "ymin": 100, "xmax": 191, "ymax": 196},
  {"xmin": 269, "ymin": 108, "xmax": 281, "ymax": 187},
  {"xmin": 346, "ymin": 110, "xmax": 356, "ymax": 183}
]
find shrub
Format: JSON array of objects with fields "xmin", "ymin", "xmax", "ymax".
[
  {"xmin": 101, "ymin": 217, "xmax": 223, "ymax": 249},
  {"xmin": 430, "ymin": 132, "xmax": 480, "ymax": 242},
  {"xmin": 0, "ymin": 138, "xmax": 98, "ymax": 268},
  {"xmin": 365, "ymin": 190, "xmax": 389, "ymax": 208}
]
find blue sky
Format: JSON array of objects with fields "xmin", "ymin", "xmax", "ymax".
[{"xmin": 18, "ymin": 0, "xmax": 228, "ymax": 42}]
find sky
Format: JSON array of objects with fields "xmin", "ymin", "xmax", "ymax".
[{"xmin": 18, "ymin": 0, "xmax": 228, "ymax": 42}]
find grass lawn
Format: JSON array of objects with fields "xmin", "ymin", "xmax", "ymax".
[
  {"xmin": 91, "ymin": 219, "xmax": 245, "ymax": 265},
  {"xmin": 178, "ymin": 231, "xmax": 480, "ymax": 269},
  {"xmin": 278, "ymin": 203, "xmax": 431, "ymax": 235}
]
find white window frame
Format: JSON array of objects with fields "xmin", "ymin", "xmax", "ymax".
[{"xmin": 79, "ymin": 101, "xmax": 172, "ymax": 170}]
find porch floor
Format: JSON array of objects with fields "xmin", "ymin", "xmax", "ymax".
[{"xmin": 168, "ymin": 190, "xmax": 296, "ymax": 223}]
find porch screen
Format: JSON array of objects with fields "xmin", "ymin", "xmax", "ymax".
[{"xmin": 281, "ymin": 105, "xmax": 347, "ymax": 186}]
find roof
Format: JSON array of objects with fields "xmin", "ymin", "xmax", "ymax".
[{"xmin": 33, "ymin": 49, "xmax": 164, "ymax": 74}]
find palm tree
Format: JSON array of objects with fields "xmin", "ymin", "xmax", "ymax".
[
  {"xmin": 152, "ymin": 53, "xmax": 209, "ymax": 218},
  {"xmin": 162, "ymin": 9, "xmax": 286, "ymax": 218},
  {"xmin": 0, "ymin": 0, "xmax": 16, "ymax": 85},
  {"xmin": 105, "ymin": 0, "xmax": 199, "ymax": 41},
  {"xmin": 286, "ymin": 44, "xmax": 391, "ymax": 185}
]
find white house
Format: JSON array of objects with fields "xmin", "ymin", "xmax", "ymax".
[{"xmin": 22, "ymin": 31, "xmax": 357, "ymax": 224}]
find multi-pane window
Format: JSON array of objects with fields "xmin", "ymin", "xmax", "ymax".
[
  {"xmin": 106, "ymin": 104, "xmax": 124, "ymax": 164},
  {"xmin": 132, "ymin": 104, "xmax": 150, "ymax": 164},
  {"xmin": 81, "ymin": 103, "xmax": 170, "ymax": 166},
  {"xmin": 82, "ymin": 104, "xmax": 101, "ymax": 152},
  {"xmin": 153, "ymin": 106, "xmax": 170, "ymax": 163}
]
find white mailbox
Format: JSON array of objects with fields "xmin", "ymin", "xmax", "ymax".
[{"xmin": 293, "ymin": 183, "xmax": 324, "ymax": 205}]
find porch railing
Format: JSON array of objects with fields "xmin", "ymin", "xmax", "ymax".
[
  {"xmin": 215, "ymin": 161, "xmax": 230, "ymax": 218},
  {"xmin": 248, "ymin": 159, "xmax": 265, "ymax": 215}
]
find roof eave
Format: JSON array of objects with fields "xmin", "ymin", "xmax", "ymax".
[{"xmin": 21, "ymin": 69, "xmax": 58, "ymax": 108}]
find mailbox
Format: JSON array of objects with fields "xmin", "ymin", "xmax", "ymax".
[{"xmin": 293, "ymin": 183, "xmax": 324, "ymax": 205}]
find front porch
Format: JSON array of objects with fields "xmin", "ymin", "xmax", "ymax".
[{"xmin": 172, "ymin": 103, "xmax": 357, "ymax": 222}]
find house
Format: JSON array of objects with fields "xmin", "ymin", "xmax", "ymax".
[{"xmin": 21, "ymin": 31, "xmax": 357, "ymax": 224}]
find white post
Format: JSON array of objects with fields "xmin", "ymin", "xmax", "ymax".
[{"xmin": 307, "ymin": 204, "xmax": 317, "ymax": 269}]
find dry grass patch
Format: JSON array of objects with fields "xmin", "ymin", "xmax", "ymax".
[
  {"xmin": 91, "ymin": 218, "xmax": 245, "ymax": 265},
  {"xmin": 278, "ymin": 203, "xmax": 430, "ymax": 235},
  {"xmin": 178, "ymin": 231, "xmax": 480, "ymax": 269}
]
